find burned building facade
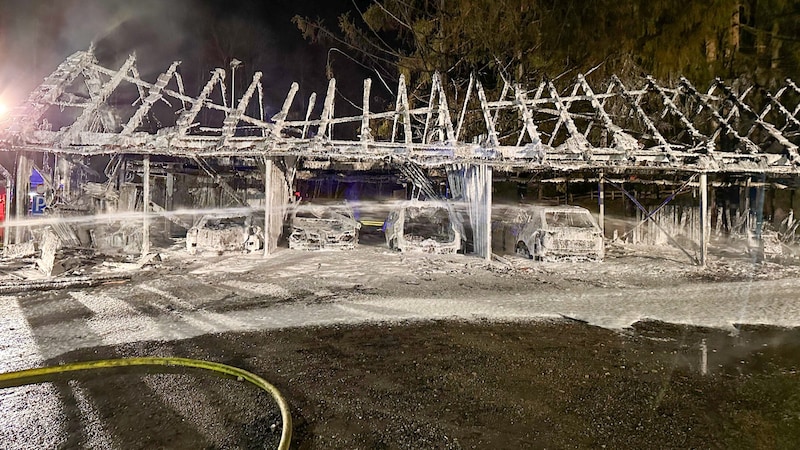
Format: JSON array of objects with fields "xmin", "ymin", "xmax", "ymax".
[{"xmin": 0, "ymin": 48, "xmax": 798, "ymax": 276}]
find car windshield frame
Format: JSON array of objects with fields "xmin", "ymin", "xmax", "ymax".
[
  {"xmin": 403, "ymin": 205, "xmax": 455, "ymax": 242},
  {"xmin": 544, "ymin": 211, "xmax": 596, "ymax": 229}
]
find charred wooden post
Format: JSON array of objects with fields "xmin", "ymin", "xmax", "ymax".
[
  {"xmin": 391, "ymin": 74, "xmax": 412, "ymax": 144},
  {"xmin": 263, "ymin": 158, "xmax": 273, "ymax": 256},
  {"xmin": 142, "ymin": 155, "xmax": 151, "ymax": 257},
  {"xmin": 484, "ymin": 164, "xmax": 492, "ymax": 262},
  {"xmin": 272, "ymin": 82, "xmax": 299, "ymax": 139},
  {"xmin": 598, "ymin": 171, "xmax": 605, "ymax": 235},
  {"xmin": 301, "ymin": 93, "xmax": 316, "ymax": 139},
  {"xmin": 475, "ymin": 80, "xmax": 499, "ymax": 148},
  {"xmin": 361, "ymin": 78, "xmax": 372, "ymax": 143},
  {"xmin": 455, "ymin": 74, "xmax": 474, "ymax": 141},
  {"xmin": 165, "ymin": 172, "xmax": 174, "ymax": 234},
  {"xmin": 14, "ymin": 153, "xmax": 33, "ymax": 244},
  {"xmin": 318, "ymin": 78, "xmax": 336, "ymax": 140}
]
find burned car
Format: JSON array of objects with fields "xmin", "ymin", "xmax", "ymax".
[
  {"xmin": 186, "ymin": 214, "xmax": 262, "ymax": 255},
  {"xmin": 384, "ymin": 200, "xmax": 463, "ymax": 254},
  {"xmin": 288, "ymin": 203, "xmax": 361, "ymax": 250},
  {"xmin": 515, "ymin": 205, "xmax": 604, "ymax": 261}
]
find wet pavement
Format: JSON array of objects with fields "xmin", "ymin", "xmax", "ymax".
[{"xmin": 0, "ymin": 245, "xmax": 799, "ymax": 447}]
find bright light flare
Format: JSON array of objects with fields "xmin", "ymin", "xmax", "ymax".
[{"xmin": 0, "ymin": 102, "xmax": 7, "ymax": 117}]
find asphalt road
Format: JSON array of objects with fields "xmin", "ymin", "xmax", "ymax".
[{"xmin": 1, "ymin": 246, "xmax": 799, "ymax": 448}]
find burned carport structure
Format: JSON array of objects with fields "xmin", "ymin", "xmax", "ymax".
[{"xmin": 0, "ymin": 47, "xmax": 799, "ymax": 272}]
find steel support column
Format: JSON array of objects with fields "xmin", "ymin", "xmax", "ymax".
[
  {"xmin": 699, "ymin": 172, "xmax": 708, "ymax": 266},
  {"xmin": 753, "ymin": 173, "xmax": 766, "ymax": 262}
]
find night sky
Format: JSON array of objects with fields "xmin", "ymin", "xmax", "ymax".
[{"xmin": 0, "ymin": 0, "xmax": 369, "ymax": 117}]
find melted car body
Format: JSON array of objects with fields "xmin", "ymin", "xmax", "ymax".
[
  {"xmin": 384, "ymin": 200, "xmax": 462, "ymax": 254},
  {"xmin": 515, "ymin": 205, "xmax": 604, "ymax": 261},
  {"xmin": 289, "ymin": 203, "xmax": 361, "ymax": 250},
  {"xmin": 186, "ymin": 215, "xmax": 262, "ymax": 255}
]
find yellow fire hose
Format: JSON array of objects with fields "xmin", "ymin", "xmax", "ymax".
[{"xmin": 0, "ymin": 357, "xmax": 292, "ymax": 450}]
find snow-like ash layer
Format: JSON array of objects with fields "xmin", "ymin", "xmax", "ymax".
[{"xmin": 2, "ymin": 242, "xmax": 800, "ymax": 368}]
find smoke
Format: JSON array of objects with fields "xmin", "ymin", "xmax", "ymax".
[
  {"xmin": 0, "ymin": 0, "xmax": 359, "ymax": 124},
  {"xmin": 0, "ymin": 0, "xmax": 205, "ymax": 106}
]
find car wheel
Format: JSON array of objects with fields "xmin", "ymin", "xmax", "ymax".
[
  {"xmin": 516, "ymin": 242, "xmax": 532, "ymax": 259},
  {"xmin": 533, "ymin": 241, "xmax": 544, "ymax": 261}
]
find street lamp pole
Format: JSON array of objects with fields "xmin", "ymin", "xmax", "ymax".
[{"xmin": 230, "ymin": 58, "xmax": 242, "ymax": 110}]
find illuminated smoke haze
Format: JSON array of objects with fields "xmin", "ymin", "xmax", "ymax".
[
  {"xmin": 0, "ymin": 0, "xmax": 349, "ymax": 115},
  {"xmin": 0, "ymin": 1, "xmax": 206, "ymax": 105}
]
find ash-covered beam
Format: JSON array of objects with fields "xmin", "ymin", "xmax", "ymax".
[
  {"xmin": 219, "ymin": 71, "xmax": 263, "ymax": 145},
  {"xmin": 455, "ymin": 74, "xmax": 474, "ymax": 141},
  {"xmin": 361, "ymin": 78, "xmax": 372, "ymax": 143},
  {"xmin": 610, "ymin": 75, "xmax": 671, "ymax": 152},
  {"xmin": 6, "ymin": 51, "xmax": 96, "ymax": 134},
  {"xmin": 513, "ymin": 83, "xmax": 543, "ymax": 146},
  {"xmin": 577, "ymin": 74, "xmax": 639, "ymax": 151},
  {"xmin": 715, "ymin": 79, "xmax": 799, "ymax": 163},
  {"xmin": 476, "ymin": 80, "xmax": 499, "ymax": 148},
  {"xmin": 301, "ymin": 92, "xmax": 317, "ymax": 139},
  {"xmin": 175, "ymin": 68, "xmax": 226, "ymax": 137},
  {"xmin": 434, "ymin": 73, "xmax": 456, "ymax": 144},
  {"xmin": 391, "ymin": 74, "xmax": 413, "ymax": 144},
  {"xmin": 761, "ymin": 86, "xmax": 800, "ymax": 131},
  {"xmin": 786, "ymin": 79, "xmax": 800, "ymax": 123},
  {"xmin": 645, "ymin": 76, "xmax": 708, "ymax": 149},
  {"xmin": 546, "ymin": 81, "xmax": 591, "ymax": 155},
  {"xmin": 317, "ymin": 78, "xmax": 336, "ymax": 140},
  {"xmin": 82, "ymin": 66, "xmax": 119, "ymax": 131},
  {"xmin": 680, "ymin": 77, "xmax": 760, "ymax": 154},
  {"xmin": 61, "ymin": 54, "xmax": 137, "ymax": 145},
  {"xmin": 547, "ymin": 82, "xmax": 581, "ymax": 147},
  {"xmin": 122, "ymin": 61, "xmax": 181, "ymax": 135},
  {"xmin": 271, "ymin": 82, "xmax": 299, "ymax": 139}
]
